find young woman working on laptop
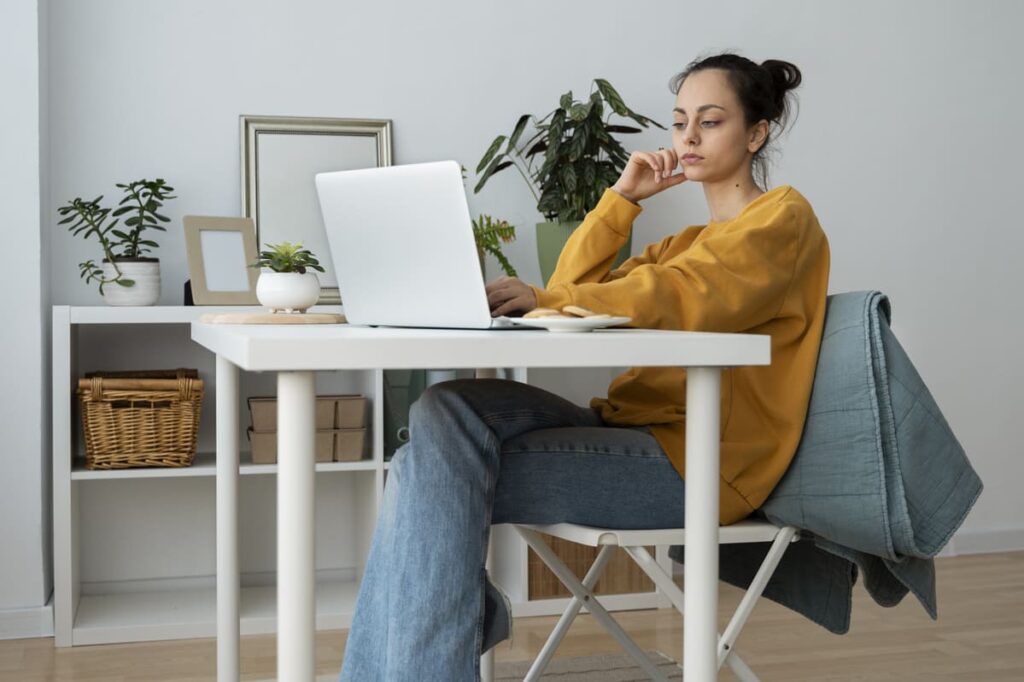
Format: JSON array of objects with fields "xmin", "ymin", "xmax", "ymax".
[{"xmin": 340, "ymin": 52, "xmax": 830, "ymax": 681}]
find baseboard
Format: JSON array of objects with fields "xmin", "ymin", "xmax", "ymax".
[
  {"xmin": 949, "ymin": 527, "xmax": 1024, "ymax": 555},
  {"xmin": 0, "ymin": 598, "xmax": 53, "ymax": 640},
  {"xmin": 80, "ymin": 566, "xmax": 358, "ymax": 595}
]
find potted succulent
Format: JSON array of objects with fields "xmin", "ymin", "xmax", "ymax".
[
  {"xmin": 250, "ymin": 241, "xmax": 325, "ymax": 313},
  {"xmin": 474, "ymin": 79, "xmax": 664, "ymax": 284},
  {"xmin": 58, "ymin": 178, "xmax": 176, "ymax": 305}
]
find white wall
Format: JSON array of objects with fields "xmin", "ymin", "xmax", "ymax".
[
  {"xmin": 1, "ymin": 0, "xmax": 1015, "ymax": 617},
  {"xmin": 0, "ymin": 0, "xmax": 50, "ymax": 623}
]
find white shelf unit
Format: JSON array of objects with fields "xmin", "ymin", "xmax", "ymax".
[{"xmin": 52, "ymin": 306, "xmax": 666, "ymax": 647}]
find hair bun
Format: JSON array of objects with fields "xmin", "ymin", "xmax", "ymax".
[
  {"xmin": 760, "ymin": 59, "xmax": 801, "ymax": 117},
  {"xmin": 761, "ymin": 59, "xmax": 802, "ymax": 94}
]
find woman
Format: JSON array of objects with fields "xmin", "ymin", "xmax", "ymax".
[{"xmin": 340, "ymin": 52, "xmax": 830, "ymax": 681}]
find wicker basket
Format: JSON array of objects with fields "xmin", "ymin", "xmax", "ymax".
[{"xmin": 77, "ymin": 369, "xmax": 204, "ymax": 469}]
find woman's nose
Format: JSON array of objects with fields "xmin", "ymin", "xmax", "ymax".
[{"xmin": 683, "ymin": 123, "xmax": 699, "ymax": 146}]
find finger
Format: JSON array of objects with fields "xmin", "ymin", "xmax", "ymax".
[
  {"xmin": 487, "ymin": 288, "xmax": 511, "ymax": 308},
  {"xmin": 484, "ymin": 276, "xmax": 511, "ymax": 292},
  {"xmin": 635, "ymin": 151, "xmax": 661, "ymax": 181},
  {"xmin": 661, "ymin": 170, "xmax": 688, "ymax": 188},
  {"xmin": 492, "ymin": 294, "xmax": 528, "ymax": 317},
  {"xmin": 659, "ymin": 148, "xmax": 678, "ymax": 174}
]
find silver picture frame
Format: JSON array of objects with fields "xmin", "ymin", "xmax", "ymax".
[{"xmin": 241, "ymin": 115, "xmax": 393, "ymax": 304}]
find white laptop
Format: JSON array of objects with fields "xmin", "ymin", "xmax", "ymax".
[{"xmin": 315, "ymin": 160, "xmax": 518, "ymax": 329}]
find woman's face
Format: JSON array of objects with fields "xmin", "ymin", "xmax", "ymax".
[{"xmin": 671, "ymin": 69, "xmax": 767, "ymax": 184}]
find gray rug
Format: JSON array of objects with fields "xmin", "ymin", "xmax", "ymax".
[
  {"xmin": 495, "ymin": 650, "xmax": 682, "ymax": 681},
  {"xmin": 261, "ymin": 651, "xmax": 682, "ymax": 681}
]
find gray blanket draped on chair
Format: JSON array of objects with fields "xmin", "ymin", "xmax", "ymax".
[{"xmin": 669, "ymin": 290, "xmax": 983, "ymax": 634}]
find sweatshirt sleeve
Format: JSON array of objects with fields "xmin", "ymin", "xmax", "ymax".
[{"xmin": 532, "ymin": 192, "xmax": 805, "ymax": 333}]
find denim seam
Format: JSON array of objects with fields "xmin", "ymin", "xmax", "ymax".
[
  {"xmin": 501, "ymin": 446, "xmax": 668, "ymax": 460},
  {"xmin": 475, "ymin": 424, "xmax": 501, "ymax": 680}
]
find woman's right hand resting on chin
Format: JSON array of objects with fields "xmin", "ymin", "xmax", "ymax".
[{"xmin": 611, "ymin": 148, "xmax": 688, "ymax": 203}]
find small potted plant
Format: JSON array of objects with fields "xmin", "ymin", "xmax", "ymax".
[
  {"xmin": 58, "ymin": 178, "xmax": 176, "ymax": 306},
  {"xmin": 472, "ymin": 214, "xmax": 517, "ymax": 278},
  {"xmin": 250, "ymin": 241, "xmax": 326, "ymax": 313},
  {"xmin": 459, "ymin": 165, "xmax": 518, "ymax": 279},
  {"xmin": 474, "ymin": 79, "xmax": 664, "ymax": 284}
]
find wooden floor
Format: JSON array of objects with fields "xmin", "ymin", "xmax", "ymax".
[{"xmin": 2, "ymin": 550, "xmax": 1021, "ymax": 681}]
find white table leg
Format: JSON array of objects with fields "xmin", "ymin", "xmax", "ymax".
[
  {"xmin": 278, "ymin": 371, "xmax": 317, "ymax": 682},
  {"xmin": 684, "ymin": 366, "xmax": 721, "ymax": 682},
  {"xmin": 216, "ymin": 356, "xmax": 240, "ymax": 682}
]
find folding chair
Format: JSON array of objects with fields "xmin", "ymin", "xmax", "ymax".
[{"xmin": 493, "ymin": 519, "xmax": 798, "ymax": 682}]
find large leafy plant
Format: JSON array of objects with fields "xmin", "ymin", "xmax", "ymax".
[
  {"xmin": 250, "ymin": 241, "xmax": 326, "ymax": 274},
  {"xmin": 58, "ymin": 178, "xmax": 176, "ymax": 293},
  {"xmin": 475, "ymin": 79, "xmax": 665, "ymax": 223}
]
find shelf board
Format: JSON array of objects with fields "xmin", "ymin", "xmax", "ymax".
[
  {"xmin": 66, "ymin": 304, "xmax": 343, "ymax": 325},
  {"xmin": 71, "ymin": 451, "xmax": 378, "ymax": 480},
  {"xmin": 72, "ymin": 576, "xmax": 360, "ymax": 645}
]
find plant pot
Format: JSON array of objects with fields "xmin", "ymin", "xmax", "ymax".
[
  {"xmin": 256, "ymin": 271, "xmax": 320, "ymax": 313},
  {"xmin": 536, "ymin": 221, "xmax": 632, "ymax": 287},
  {"xmin": 101, "ymin": 259, "xmax": 160, "ymax": 306}
]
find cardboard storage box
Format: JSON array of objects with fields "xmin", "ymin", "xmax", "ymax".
[
  {"xmin": 335, "ymin": 395, "xmax": 367, "ymax": 428},
  {"xmin": 247, "ymin": 428, "xmax": 334, "ymax": 464},
  {"xmin": 248, "ymin": 395, "xmax": 365, "ymax": 430},
  {"xmin": 335, "ymin": 428, "xmax": 366, "ymax": 461}
]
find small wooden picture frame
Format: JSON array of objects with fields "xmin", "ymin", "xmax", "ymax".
[{"xmin": 183, "ymin": 215, "xmax": 260, "ymax": 305}]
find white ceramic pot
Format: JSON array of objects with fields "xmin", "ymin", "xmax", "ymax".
[
  {"xmin": 256, "ymin": 272, "xmax": 320, "ymax": 313},
  {"xmin": 101, "ymin": 259, "xmax": 161, "ymax": 306}
]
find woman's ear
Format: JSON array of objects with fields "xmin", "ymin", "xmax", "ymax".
[{"xmin": 748, "ymin": 120, "xmax": 769, "ymax": 153}]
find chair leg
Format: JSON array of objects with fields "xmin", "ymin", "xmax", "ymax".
[
  {"xmin": 524, "ymin": 544, "xmax": 617, "ymax": 682},
  {"xmin": 517, "ymin": 528, "xmax": 672, "ymax": 682},
  {"xmin": 623, "ymin": 544, "xmax": 757, "ymax": 676},
  {"xmin": 725, "ymin": 649, "xmax": 761, "ymax": 681},
  {"xmin": 717, "ymin": 526, "xmax": 797, "ymax": 668},
  {"xmin": 624, "ymin": 527, "xmax": 795, "ymax": 679}
]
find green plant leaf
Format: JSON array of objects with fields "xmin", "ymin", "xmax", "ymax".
[
  {"xmin": 548, "ymin": 109, "xmax": 566, "ymax": 148},
  {"xmin": 476, "ymin": 135, "xmax": 506, "ymax": 174},
  {"xmin": 568, "ymin": 102, "xmax": 592, "ymax": 121},
  {"xmin": 560, "ymin": 165, "xmax": 577, "ymax": 193},
  {"xmin": 506, "ymin": 114, "xmax": 530, "ymax": 152},
  {"xmin": 605, "ymin": 124, "xmax": 643, "ymax": 134},
  {"xmin": 473, "ymin": 157, "xmax": 512, "ymax": 194},
  {"xmin": 559, "ymin": 91, "xmax": 574, "ymax": 110},
  {"xmin": 567, "ymin": 128, "xmax": 588, "ymax": 162},
  {"xmin": 116, "ymin": 278, "xmax": 135, "ymax": 287},
  {"xmin": 524, "ymin": 140, "xmax": 547, "ymax": 157},
  {"xmin": 595, "ymin": 78, "xmax": 628, "ymax": 117}
]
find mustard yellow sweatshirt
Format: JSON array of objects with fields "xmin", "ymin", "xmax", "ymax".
[{"xmin": 531, "ymin": 186, "xmax": 830, "ymax": 524}]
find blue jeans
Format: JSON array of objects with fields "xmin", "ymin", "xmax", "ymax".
[{"xmin": 339, "ymin": 379, "xmax": 686, "ymax": 681}]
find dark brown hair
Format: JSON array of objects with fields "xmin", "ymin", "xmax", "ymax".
[{"xmin": 670, "ymin": 53, "xmax": 802, "ymax": 189}]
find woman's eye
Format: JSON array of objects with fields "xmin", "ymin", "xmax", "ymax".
[
  {"xmin": 701, "ymin": 121, "xmax": 719, "ymax": 128},
  {"xmin": 672, "ymin": 122, "xmax": 687, "ymax": 129}
]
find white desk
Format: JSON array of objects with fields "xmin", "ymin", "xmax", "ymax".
[{"xmin": 190, "ymin": 323, "xmax": 770, "ymax": 682}]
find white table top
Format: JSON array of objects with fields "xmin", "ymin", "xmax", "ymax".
[{"xmin": 191, "ymin": 323, "xmax": 770, "ymax": 371}]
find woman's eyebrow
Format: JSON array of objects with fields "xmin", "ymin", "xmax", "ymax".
[{"xmin": 673, "ymin": 104, "xmax": 726, "ymax": 114}]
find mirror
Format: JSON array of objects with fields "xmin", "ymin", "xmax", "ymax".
[{"xmin": 241, "ymin": 115, "xmax": 393, "ymax": 303}]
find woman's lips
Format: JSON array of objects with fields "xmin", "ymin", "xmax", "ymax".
[{"xmin": 682, "ymin": 154, "xmax": 704, "ymax": 163}]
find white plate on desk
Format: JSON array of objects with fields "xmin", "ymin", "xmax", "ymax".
[{"xmin": 507, "ymin": 316, "xmax": 631, "ymax": 333}]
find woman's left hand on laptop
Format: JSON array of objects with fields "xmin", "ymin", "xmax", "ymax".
[{"xmin": 486, "ymin": 276, "xmax": 537, "ymax": 317}]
